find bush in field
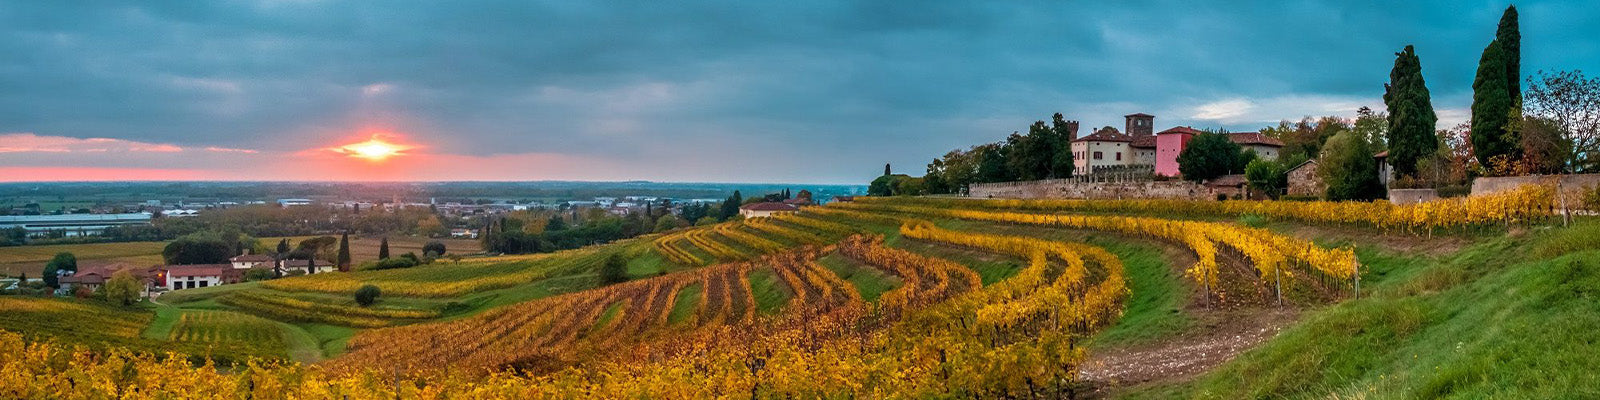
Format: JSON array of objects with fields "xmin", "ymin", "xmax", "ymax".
[
  {"xmin": 363, "ymin": 254, "xmax": 422, "ymax": 271},
  {"xmin": 354, "ymin": 285, "xmax": 381, "ymax": 307},
  {"xmin": 242, "ymin": 268, "xmax": 276, "ymax": 281},
  {"xmin": 423, "ymin": 241, "xmax": 447, "ymax": 256},
  {"xmin": 102, "ymin": 269, "xmax": 143, "ymax": 306},
  {"xmin": 599, "ymin": 254, "xmax": 629, "ymax": 285}
]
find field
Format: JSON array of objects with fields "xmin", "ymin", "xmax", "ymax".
[
  {"xmin": 0, "ymin": 235, "xmax": 481, "ymax": 276},
  {"xmin": 3, "ymin": 184, "xmax": 1597, "ymax": 398}
]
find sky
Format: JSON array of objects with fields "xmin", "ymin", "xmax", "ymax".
[{"xmin": 1, "ymin": 1, "xmax": 1596, "ymax": 185}]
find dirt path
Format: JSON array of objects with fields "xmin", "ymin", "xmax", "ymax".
[{"xmin": 1079, "ymin": 308, "xmax": 1297, "ymax": 391}]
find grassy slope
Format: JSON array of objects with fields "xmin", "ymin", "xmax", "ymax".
[
  {"xmin": 747, "ymin": 267, "xmax": 790, "ymax": 314},
  {"xmin": 1120, "ymin": 220, "xmax": 1600, "ymax": 399},
  {"xmin": 665, "ymin": 283, "xmax": 702, "ymax": 325},
  {"xmin": 1084, "ymin": 237, "xmax": 1192, "ymax": 348},
  {"xmin": 816, "ymin": 253, "xmax": 901, "ymax": 302}
]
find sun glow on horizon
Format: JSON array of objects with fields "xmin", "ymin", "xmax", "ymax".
[{"xmin": 334, "ymin": 135, "xmax": 413, "ymax": 161}]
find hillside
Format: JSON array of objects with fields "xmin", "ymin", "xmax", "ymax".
[{"xmin": 1, "ymin": 184, "xmax": 1595, "ymax": 398}]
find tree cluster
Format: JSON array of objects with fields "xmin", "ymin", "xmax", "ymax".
[{"xmin": 916, "ymin": 113, "xmax": 1077, "ymax": 195}]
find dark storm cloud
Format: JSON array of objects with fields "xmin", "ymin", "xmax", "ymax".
[{"xmin": 0, "ymin": 0, "xmax": 1596, "ymax": 183}]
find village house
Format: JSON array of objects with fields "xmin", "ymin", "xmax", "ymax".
[
  {"xmin": 277, "ymin": 259, "xmax": 338, "ymax": 275},
  {"xmin": 164, "ymin": 264, "xmax": 239, "ymax": 290},
  {"xmin": 1071, "ymin": 127, "xmax": 1136, "ymax": 172},
  {"xmin": 1229, "ymin": 132, "xmax": 1286, "ymax": 161},
  {"xmin": 58, "ymin": 263, "xmax": 157, "ymax": 294},
  {"xmin": 739, "ymin": 202, "xmax": 799, "ymax": 218},
  {"xmin": 230, "ymin": 252, "xmax": 273, "ymax": 269}
]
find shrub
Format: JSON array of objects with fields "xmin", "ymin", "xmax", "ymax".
[
  {"xmin": 362, "ymin": 257, "xmax": 421, "ymax": 271},
  {"xmin": 1238, "ymin": 214, "xmax": 1268, "ymax": 228},
  {"xmin": 242, "ymin": 268, "xmax": 277, "ymax": 281},
  {"xmin": 599, "ymin": 254, "xmax": 628, "ymax": 285},
  {"xmin": 422, "ymin": 241, "xmax": 447, "ymax": 256},
  {"xmin": 354, "ymin": 285, "xmax": 381, "ymax": 307},
  {"xmin": 1583, "ymin": 185, "xmax": 1600, "ymax": 212}
]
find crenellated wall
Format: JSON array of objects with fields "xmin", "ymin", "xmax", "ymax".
[{"xmin": 968, "ymin": 179, "xmax": 1209, "ymax": 200}]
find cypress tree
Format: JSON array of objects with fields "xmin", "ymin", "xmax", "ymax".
[
  {"xmin": 1498, "ymin": 5, "xmax": 1521, "ymax": 102},
  {"xmin": 884, "ymin": 163, "xmax": 891, "ymax": 176},
  {"xmin": 378, "ymin": 237, "xmax": 390, "ymax": 260},
  {"xmin": 337, "ymin": 232, "xmax": 351, "ymax": 271},
  {"xmin": 1472, "ymin": 40, "xmax": 1516, "ymax": 167},
  {"xmin": 1382, "ymin": 45, "xmax": 1438, "ymax": 177}
]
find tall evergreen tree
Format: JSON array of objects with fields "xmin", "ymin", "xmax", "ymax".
[
  {"xmin": 1498, "ymin": 5, "xmax": 1521, "ymax": 102},
  {"xmin": 1472, "ymin": 40, "xmax": 1517, "ymax": 167},
  {"xmin": 1050, "ymin": 113, "xmax": 1077, "ymax": 178},
  {"xmin": 276, "ymin": 239, "xmax": 290, "ymax": 255},
  {"xmin": 336, "ymin": 232, "xmax": 351, "ymax": 271},
  {"xmin": 1382, "ymin": 45, "xmax": 1438, "ymax": 177},
  {"xmin": 883, "ymin": 163, "xmax": 891, "ymax": 176},
  {"xmin": 377, "ymin": 237, "xmax": 390, "ymax": 260}
]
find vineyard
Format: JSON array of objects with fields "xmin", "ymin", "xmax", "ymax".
[{"xmin": 3, "ymin": 183, "xmax": 1594, "ymax": 398}]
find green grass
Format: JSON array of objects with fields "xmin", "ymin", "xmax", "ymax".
[
  {"xmin": 1084, "ymin": 238, "xmax": 1192, "ymax": 348},
  {"xmin": 297, "ymin": 323, "xmax": 356, "ymax": 358},
  {"xmin": 1120, "ymin": 221, "xmax": 1600, "ymax": 399},
  {"xmin": 747, "ymin": 267, "xmax": 790, "ymax": 315},
  {"xmin": 816, "ymin": 253, "xmax": 901, "ymax": 302},
  {"xmin": 589, "ymin": 300, "xmax": 627, "ymax": 333},
  {"xmin": 666, "ymin": 283, "xmax": 702, "ymax": 325}
]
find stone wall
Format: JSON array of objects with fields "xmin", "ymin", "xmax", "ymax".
[
  {"xmin": 968, "ymin": 179, "xmax": 1209, "ymax": 200},
  {"xmin": 1471, "ymin": 174, "xmax": 1600, "ymax": 208},
  {"xmin": 1286, "ymin": 161, "xmax": 1323, "ymax": 197},
  {"xmin": 1471, "ymin": 174, "xmax": 1600, "ymax": 196},
  {"xmin": 1387, "ymin": 188, "xmax": 1438, "ymax": 204}
]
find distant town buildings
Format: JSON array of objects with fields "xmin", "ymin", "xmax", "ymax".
[{"xmin": 0, "ymin": 213, "xmax": 152, "ymax": 237}]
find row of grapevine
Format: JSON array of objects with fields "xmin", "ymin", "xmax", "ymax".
[
  {"xmin": 168, "ymin": 310, "xmax": 286, "ymax": 350},
  {"xmin": 860, "ymin": 183, "xmax": 1556, "ymax": 233},
  {"xmin": 327, "ymin": 255, "xmax": 770, "ymax": 373},
  {"xmin": 834, "ymin": 201, "xmax": 1358, "ymax": 292},
  {"xmin": 743, "ymin": 217, "xmax": 831, "ymax": 245},
  {"xmin": 262, "ymin": 245, "xmax": 610, "ymax": 297},
  {"xmin": 652, "ymin": 230, "xmax": 704, "ymax": 266}
]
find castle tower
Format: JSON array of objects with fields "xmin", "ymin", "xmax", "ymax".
[
  {"xmin": 1064, "ymin": 120, "xmax": 1080, "ymax": 141},
  {"xmin": 1125, "ymin": 113, "xmax": 1154, "ymax": 137}
]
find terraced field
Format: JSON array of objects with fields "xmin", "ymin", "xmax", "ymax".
[{"xmin": 1, "ymin": 184, "xmax": 1582, "ymax": 398}]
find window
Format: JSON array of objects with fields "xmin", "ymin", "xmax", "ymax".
[
  {"xmin": 198, "ymin": 281, "xmax": 209, "ymax": 288},
  {"xmin": 1116, "ymin": 152, "xmax": 1122, "ymax": 161},
  {"xmin": 1093, "ymin": 151, "xmax": 1103, "ymax": 160}
]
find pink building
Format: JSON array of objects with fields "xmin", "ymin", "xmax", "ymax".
[{"xmin": 1154, "ymin": 127, "xmax": 1202, "ymax": 177}]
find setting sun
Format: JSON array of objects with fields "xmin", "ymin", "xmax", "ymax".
[{"xmin": 335, "ymin": 136, "xmax": 413, "ymax": 161}]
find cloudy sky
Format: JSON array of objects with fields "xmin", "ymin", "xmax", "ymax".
[{"xmin": 1, "ymin": 1, "xmax": 1595, "ymax": 184}]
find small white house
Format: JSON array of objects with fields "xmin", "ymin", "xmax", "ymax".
[
  {"xmin": 164, "ymin": 265, "xmax": 235, "ymax": 290},
  {"xmin": 230, "ymin": 253, "xmax": 273, "ymax": 269},
  {"xmin": 739, "ymin": 202, "xmax": 799, "ymax": 218},
  {"xmin": 277, "ymin": 259, "xmax": 338, "ymax": 275}
]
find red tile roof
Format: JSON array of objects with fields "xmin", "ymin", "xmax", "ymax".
[
  {"xmin": 1072, "ymin": 127, "xmax": 1133, "ymax": 143},
  {"xmin": 740, "ymin": 202, "xmax": 799, "ymax": 211},
  {"xmin": 1157, "ymin": 126, "xmax": 1205, "ymax": 136},
  {"xmin": 1131, "ymin": 135, "xmax": 1157, "ymax": 148},
  {"xmin": 230, "ymin": 254, "xmax": 273, "ymax": 262},
  {"xmin": 1373, "ymin": 150, "xmax": 1389, "ymax": 158},
  {"xmin": 1228, "ymin": 132, "xmax": 1285, "ymax": 147}
]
